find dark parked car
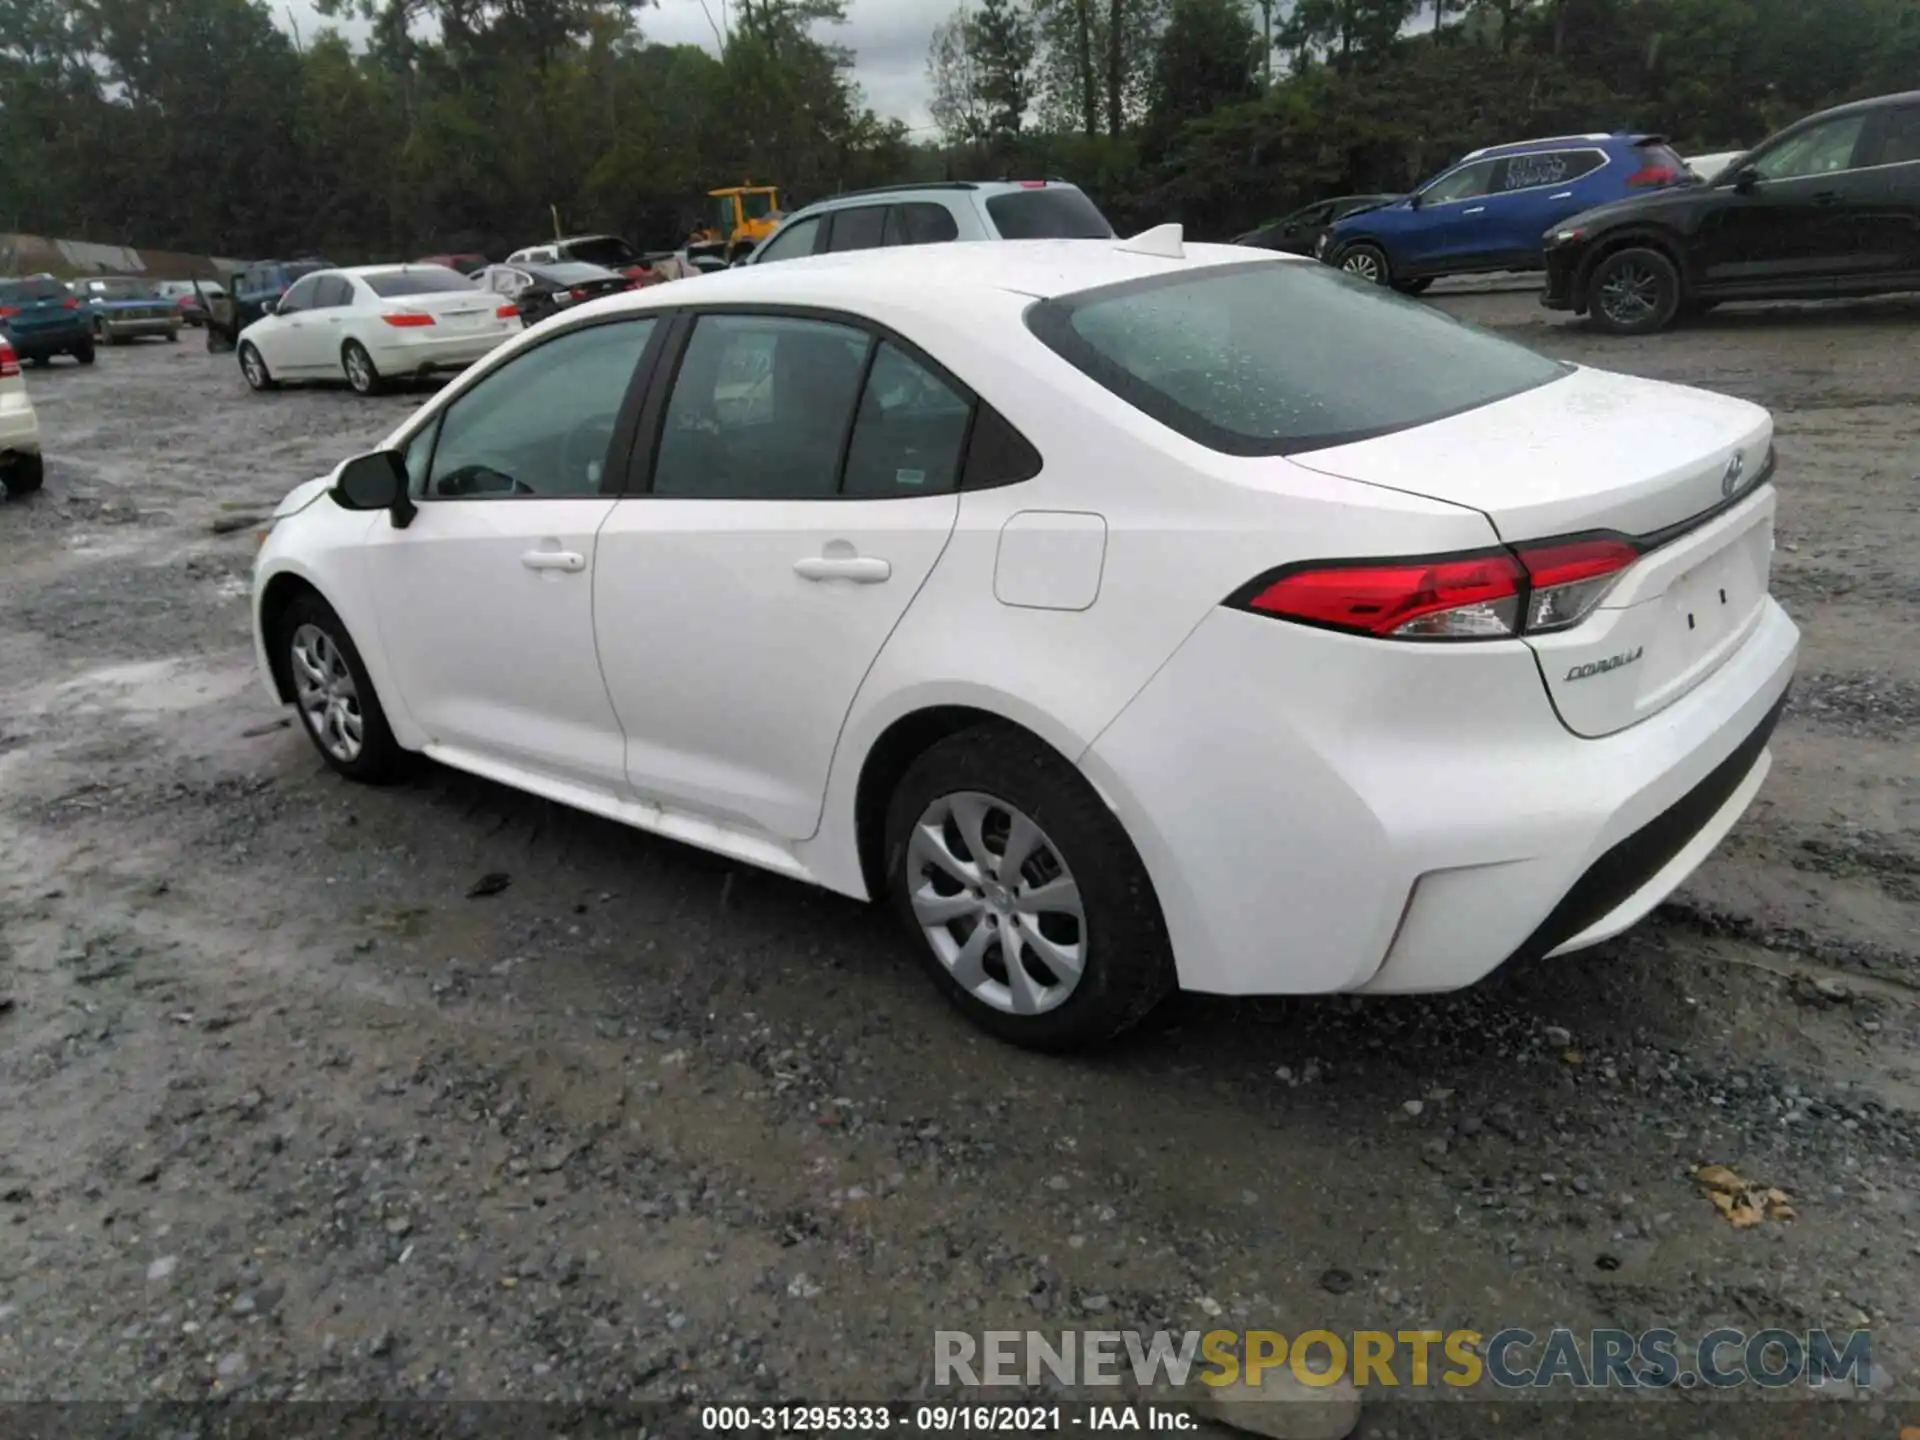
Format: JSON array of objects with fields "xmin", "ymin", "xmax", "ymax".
[
  {"xmin": 202, "ymin": 258, "xmax": 333, "ymax": 352},
  {"xmin": 416, "ymin": 252, "xmax": 489, "ymax": 276},
  {"xmin": 0, "ymin": 275, "xmax": 94, "ymax": 365},
  {"xmin": 1544, "ymin": 90, "xmax": 1920, "ymax": 333},
  {"xmin": 78, "ymin": 276, "xmax": 181, "ymax": 344},
  {"xmin": 1233, "ymin": 195, "xmax": 1400, "ymax": 255},
  {"xmin": 475, "ymin": 261, "xmax": 631, "ymax": 326}
]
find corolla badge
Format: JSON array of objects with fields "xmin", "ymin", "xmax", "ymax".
[
  {"xmin": 1565, "ymin": 646, "xmax": 1644, "ymax": 683},
  {"xmin": 1721, "ymin": 452, "xmax": 1744, "ymax": 498}
]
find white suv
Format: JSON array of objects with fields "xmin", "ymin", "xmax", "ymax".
[{"xmin": 745, "ymin": 180, "xmax": 1114, "ymax": 265}]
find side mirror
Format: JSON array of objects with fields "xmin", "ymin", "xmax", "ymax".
[
  {"xmin": 261, "ymin": 298, "xmax": 278, "ymax": 316},
  {"xmin": 332, "ymin": 450, "xmax": 416, "ymax": 528},
  {"xmin": 1730, "ymin": 165, "xmax": 1758, "ymax": 194},
  {"xmin": 1407, "ymin": 192, "xmax": 1424, "ymax": 211}
]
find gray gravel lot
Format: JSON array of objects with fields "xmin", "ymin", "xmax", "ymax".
[{"xmin": 0, "ymin": 293, "xmax": 1917, "ymax": 1434}]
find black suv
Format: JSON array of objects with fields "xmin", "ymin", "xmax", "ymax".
[{"xmin": 1542, "ymin": 90, "xmax": 1920, "ymax": 333}]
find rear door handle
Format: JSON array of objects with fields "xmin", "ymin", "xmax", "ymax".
[
  {"xmin": 521, "ymin": 550, "xmax": 585, "ymax": 572},
  {"xmin": 1811, "ymin": 190, "xmax": 1842, "ymax": 205},
  {"xmin": 1463, "ymin": 206, "xmax": 1486, "ymax": 215},
  {"xmin": 1548, "ymin": 191, "xmax": 1573, "ymax": 199},
  {"xmin": 793, "ymin": 556, "xmax": 891, "ymax": 583}
]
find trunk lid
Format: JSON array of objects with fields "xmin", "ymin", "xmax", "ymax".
[
  {"xmin": 1291, "ymin": 365, "xmax": 1776, "ymax": 738},
  {"xmin": 397, "ymin": 286, "xmax": 509, "ymax": 333}
]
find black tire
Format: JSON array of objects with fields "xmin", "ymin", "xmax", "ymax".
[
  {"xmin": 1585, "ymin": 247, "xmax": 1682, "ymax": 335},
  {"xmin": 74, "ymin": 340, "xmax": 95, "ymax": 365},
  {"xmin": 1392, "ymin": 276, "xmax": 1434, "ymax": 296},
  {"xmin": 28, "ymin": 354, "xmax": 50, "ymax": 368},
  {"xmin": 3, "ymin": 451, "xmax": 45, "ymax": 498},
  {"xmin": 91, "ymin": 316, "xmax": 105, "ymax": 342},
  {"xmin": 342, "ymin": 340, "xmax": 384, "ymax": 396},
  {"xmin": 165, "ymin": 329, "xmax": 178, "ymax": 343},
  {"xmin": 1335, "ymin": 241, "xmax": 1392, "ymax": 287},
  {"xmin": 239, "ymin": 341, "xmax": 276, "ymax": 392},
  {"xmin": 276, "ymin": 592, "xmax": 406, "ymax": 783},
  {"xmin": 883, "ymin": 723, "xmax": 1175, "ymax": 1051}
]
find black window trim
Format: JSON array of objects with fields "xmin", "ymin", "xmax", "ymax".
[
  {"xmin": 1025, "ymin": 259, "xmax": 1572, "ymax": 459},
  {"xmin": 620, "ymin": 301, "xmax": 1038, "ymax": 500},
  {"xmin": 405, "ymin": 311, "xmax": 674, "ymax": 504}
]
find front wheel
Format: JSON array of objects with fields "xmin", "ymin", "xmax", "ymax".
[
  {"xmin": 1586, "ymin": 247, "xmax": 1682, "ymax": 335},
  {"xmin": 73, "ymin": 340, "xmax": 95, "ymax": 365},
  {"xmin": 165, "ymin": 329, "xmax": 178, "ymax": 343},
  {"xmin": 342, "ymin": 340, "xmax": 384, "ymax": 396},
  {"xmin": 238, "ymin": 341, "xmax": 276, "ymax": 392},
  {"xmin": 1336, "ymin": 242, "xmax": 1391, "ymax": 286},
  {"xmin": 3, "ymin": 451, "xmax": 45, "ymax": 498},
  {"xmin": 278, "ymin": 594, "xmax": 406, "ymax": 783},
  {"xmin": 883, "ymin": 723, "xmax": 1175, "ymax": 1050}
]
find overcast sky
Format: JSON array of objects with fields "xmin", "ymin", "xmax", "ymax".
[{"xmin": 278, "ymin": 0, "xmax": 944, "ymax": 131}]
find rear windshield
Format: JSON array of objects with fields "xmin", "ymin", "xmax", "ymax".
[
  {"xmin": 89, "ymin": 278, "xmax": 158, "ymax": 299},
  {"xmin": 565, "ymin": 237, "xmax": 638, "ymax": 268},
  {"xmin": 1028, "ymin": 260, "xmax": 1568, "ymax": 455},
  {"xmin": 0, "ymin": 277, "xmax": 66, "ymax": 301},
  {"xmin": 540, "ymin": 262, "xmax": 621, "ymax": 285},
  {"xmin": 364, "ymin": 268, "xmax": 478, "ymax": 297},
  {"xmin": 985, "ymin": 188, "xmax": 1115, "ymax": 240}
]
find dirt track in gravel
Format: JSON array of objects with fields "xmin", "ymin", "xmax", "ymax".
[{"xmin": 0, "ymin": 295, "xmax": 1916, "ymax": 1433}]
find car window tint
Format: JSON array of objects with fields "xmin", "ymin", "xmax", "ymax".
[
  {"xmin": 401, "ymin": 417, "xmax": 441, "ymax": 498},
  {"xmin": 827, "ymin": 206, "xmax": 889, "ymax": 252},
  {"xmin": 564, "ymin": 237, "xmax": 637, "ymax": 268},
  {"xmin": 1755, "ymin": 113, "xmax": 1869, "ymax": 180},
  {"xmin": 1030, "ymin": 261, "xmax": 1567, "ymax": 456},
  {"xmin": 425, "ymin": 319, "xmax": 656, "ymax": 499},
  {"xmin": 278, "ymin": 276, "xmax": 321, "ymax": 313},
  {"xmin": 1871, "ymin": 104, "xmax": 1920, "ymax": 166},
  {"xmin": 0, "ymin": 277, "xmax": 64, "ymax": 301},
  {"xmin": 312, "ymin": 276, "xmax": 353, "ymax": 308},
  {"xmin": 841, "ymin": 343, "xmax": 972, "ymax": 497},
  {"xmin": 366, "ymin": 268, "xmax": 475, "ymax": 297},
  {"xmin": 652, "ymin": 314, "xmax": 871, "ymax": 500},
  {"xmin": 756, "ymin": 216, "xmax": 822, "ymax": 264},
  {"xmin": 983, "ymin": 187, "xmax": 1115, "ymax": 238},
  {"xmin": 885, "ymin": 202, "xmax": 961, "ymax": 245},
  {"xmin": 1499, "ymin": 150, "xmax": 1587, "ymax": 190},
  {"xmin": 1421, "ymin": 158, "xmax": 1499, "ymax": 204}
]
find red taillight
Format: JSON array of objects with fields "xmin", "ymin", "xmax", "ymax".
[
  {"xmin": 1017, "ymin": 180, "xmax": 1047, "ymax": 189},
  {"xmin": 570, "ymin": 286, "xmax": 591, "ymax": 300},
  {"xmin": 0, "ymin": 340, "xmax": 18, "ymax": 378},
  {"xmin": 1236, "ymin": 535, "xmax": 1640, "ymax": 641},
  {"xmin": 495, "ymin": 303, "xmax": 517, "ymax": 318},
  {"xmin": 61, "ymin": 296, "xmax": 79, "ymax": 309},
  {"xmin": 0, "ymin": 305, "xmax": 17, "ymax": 319},
  {"xmin": 380, "ymin": 311, "xmax": 435, "ymax": 327},
  {"xmin": 1626, "ymin": 165, "xmax": 1679, "ymax": 188}
]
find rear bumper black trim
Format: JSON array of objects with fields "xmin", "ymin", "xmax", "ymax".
[{"xmin": 1510, "ymin": 686, "xmax": 1789, "ymax": 964}]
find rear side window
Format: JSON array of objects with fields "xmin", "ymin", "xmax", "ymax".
[
  {"xmin": 365, "ymin": 268, "xmax": 476, "ymax": 297},
  {"xmin": 0, "ymin": 277, "xmax": 64, "ymax": 301},
  {"xmin": 827, "ymin": 206, "xmax": 889, "ymax": 252},
  {"xmin": 1028, "ymin": 260, "xmax": 1568, "ymax": 456},
  {"xmin": 312, "ymin": 276, "xmax": 353, "ymax": 308},
  {"xmin": 1498, "ymin": 149, "xmax": 1603, "ymax": 190},
  {"xmin": 565, "ymin": 237, "xmax": 637, "ymax": 268},
  {"xmin": 886, "ymin": 203, "xmax": 961, "ymax": 245},
  {"xmin": 1869, "ymin": 104, "xmax": 1920, "ymax": 166},
  {"xmin": 985, "ymin": 188, "xmax": 1115, "ymax": 239},
  {"xmin": 841, "ymin": 343, "xmax": 972, "ymax": 496}
]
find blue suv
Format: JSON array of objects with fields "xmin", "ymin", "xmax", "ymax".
[{"xmin": 1320, "ymin": 133, "xmax": 1693, "ymax": 292}]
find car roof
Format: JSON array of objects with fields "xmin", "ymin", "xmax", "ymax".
[
  {"xmin": 1460, "ymin": 132, "xmax": 1652, "ymax": 161},
  {"xmin": 1795, "ymin": 87, "xmax": 1920, "ymax": 125},
  {"xmin": 783, "ymin": 179, "xmax": 1086, "ymax": 220},
  {"xmin": 333, "ymin": 263, "xmax": 468, "ymax": 278},
  {"xmin": 586, "ymin": 236, "xmax": 1288, "ymax": 316}
]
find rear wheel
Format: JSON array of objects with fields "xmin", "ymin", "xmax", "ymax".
[
  {"xmin": 74, "ymin": 340, "xmax": 95, "ymax": 365},
  {"xmin": 1586, "ymin": 247, "xmax": 1682, "ymax": 335},
  {"xmin": 3, "ymin": 452, "xmax": 45, "ymax": 498},
  {"xmin": 342, "ymin": 340, "xmax": 384, "ymax": 396},
  {"xmin": 1337, "ymin": 242, "xmax": 1391, "ymax": 286},
  {"xmin": 883, "ymin": 723, "xmax": 1175, "ymax": 1051},
  {"xmin": 239, "ymin": 341, "xmax": 276, "ymax": 392},
  {"xmin": 165, "ymin": 329, "xmax": 178, "ymax": 343},
  {"xmin": 278, "ymin": 593, "xmax": 405, "ymax": 783},
  {"xmin": 28, "ymin": 355, "xmax": 50, "ymax": 368}
]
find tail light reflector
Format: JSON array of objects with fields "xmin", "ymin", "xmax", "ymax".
[
  {"xmin": 0, "ymin": 305, "xmax": 17, "ymax": 318},
  {"xmin": 0, "ymin": 340, "xmax": 17, "ymax": 377},
  {"xmin": 495, "ymin": 303, "xmax": 518, "ymax": 318},
  {"xmin": 1626, "ymin": 165, "xmax": 1679, "ymax": 188},
  {"xmin": 381, "ymin": 311, "xmax": 435, "ymax": 327},
  {"xmin": 62, "ymin": 296, "xmax": 80, "ymax": 309},
  {"xmin": 1235, "ymin": 535, "xmax": 1640, "ymax": 641}
]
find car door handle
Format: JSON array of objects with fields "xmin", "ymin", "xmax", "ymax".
[
  {"xmin": 521, "ymin": 550, "xmax": 586, "ymax": 572},
  {"xmin": 1810, "ymin": 191, "xmax": 1842, "ymax": 205},
  {"xmin": 1463, "ymin": 206, "xmax": 1486, "ymax": 215},
  {"xmin": 793, "ymin": 556, "xmax": 891, "ymax": 583},
  {"xmin": 1549, "ymin": 191, "xmax": 1573, "ymax": 199}
]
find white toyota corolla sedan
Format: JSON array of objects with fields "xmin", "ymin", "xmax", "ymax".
[
  {"xmin": 250, "ymin": 231, "xmax": 1798, "ymax": 1049},
  {"xmin": 236, "ymin": 263, "xmax": 520, "ymax": 397}
]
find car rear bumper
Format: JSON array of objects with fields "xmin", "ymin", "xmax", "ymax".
[
  {"xmin": 100, "ymin": 315, "xmax": 181, "ymax": 336},
  {"xmin": 1079, "ymin": 596, "xmax": 1799, "ymax": 997},
  {"xmin": 0, "ymin": 396, "xmax": 41, "ymax": 454},
  {"xmin": 366, "ymin": 327, "xmax": 516, "ymax": 375},
  {"xmin": 3, "ymin": 323, "xmax": 91, "ymax": 353}
]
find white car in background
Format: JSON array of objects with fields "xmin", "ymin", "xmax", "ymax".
[
  {"xmin": 236, "ymin": 264, "xmax": 520, "ymax": 397},
  {"xmin": 251, "ymin": 235, "xmax": 1798, "ymax": 1050},
  {"xmin": 0, "ymin": 335, "xmax": 44, "ymax": 497}
]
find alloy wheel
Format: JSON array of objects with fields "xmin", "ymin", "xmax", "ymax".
[
  {"xmin": 906, "ymin": 791, "xmax": 1086, "ymax": 1017},
  {"xmin": 290, "ymin": 622, "xmax": 364, "ymax": 763},
  {"xmin": 345, "ymin": 346, "xmax": 374, "ymax": 393},
  {"xmin": 1598, "ymin": 261, "xmax": 1661, "ymax": 327},
  {"xmin": 241, "ymin": 347, "xmax": 267, "ymax": 389},
  {"xmin": 1341, "ymin": 251, "xmax": 1384, "ymax": 284}
]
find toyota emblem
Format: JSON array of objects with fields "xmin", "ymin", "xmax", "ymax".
[{"xmin": 1721, "ymin": 452, "xmax": 1744, "ymax": 498}]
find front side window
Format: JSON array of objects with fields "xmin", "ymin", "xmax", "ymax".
[
  {"xmin": 277, "ymin": 276, "xmax": 321, "ymax": 314},
  {"xmin": 425, "ymin": 319, "xmax": 657, "ymax": 498},
  {"xmin": 827, "ymin": 206, "xmax": 889, "ymax": 252},
  {"xmin": 1754, "ymin": 113, "xmax": 1869, "ymax": 180},
  {"xmin": 652, "ymin": 314, "xmax": 871, "ymax": 500},
  {"xmin": 1029, "ymin": 260, "xmax": 1568, "ymax": 456},
  {"xmin": 755, "ymin": 216, "xmax": 823, "ymax": 264},
  {"xmin": 1420, "ymin": 159, "xmax": 1499, "ymax": 205},
  {"xmin": 841, "ymin": 343, "xmax": 973, "ymax": 496}
]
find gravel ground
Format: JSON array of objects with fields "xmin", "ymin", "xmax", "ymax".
[{"xmin": 0, "ymin": 296, "xmax": 1917, "ymax": 1435}]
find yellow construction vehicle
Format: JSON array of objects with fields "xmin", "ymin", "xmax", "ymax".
[{"xmin": 687, "ymin": 184, "xmax": 783, "ymax": 265}]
